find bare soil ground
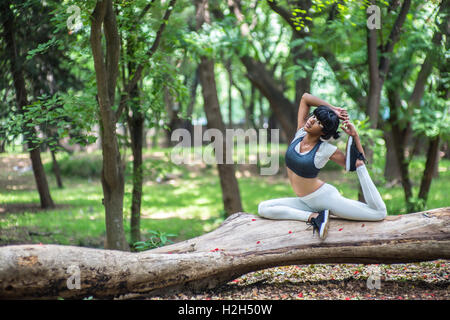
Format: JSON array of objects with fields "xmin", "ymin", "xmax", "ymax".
[{"xmin": 145, "ymin": 262, "xmax": 449, "ymax": 300}]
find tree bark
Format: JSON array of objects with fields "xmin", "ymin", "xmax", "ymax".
[
  {"xmin": 128, "ymin": 110, "xmax": 144, "ymax": 244},
  {"xmin": 124, "ymin": 30, "xmax": 143, "ymax": 244},
  {"xmin": 0, "ymin": 208, "xmax": 448, "ymax": 299},
  {"xmin": 185, "ymin": 68, "xmax": 199, "ymax": 144},
  {"xmin": 418, "ymin": 136, "xmax": 440, "ymax": 203},
  {"xmin": 225, "ymin": 59, "xmax": 233, "ymax": 127},
  {"xmin": 50, "ymin": 149, "xmax": 64, "ymax": 189},
  {"xmin": 196, "ymin": 0, "xmax": 243, "ymax": 216},
  {"xmin": 383, "ymin": 130, "xmax": 401, "ymax": 183},
  {"xmin": 1, "ymin": 0, "xmax": 54, "ymax": 209},
  {"xmin": 388, "ymin": 89, "xmax": 414, "ymax": 208},
  {"xmin": 90, "ymin": 0, "xmax": 129, "ymax": 251}
]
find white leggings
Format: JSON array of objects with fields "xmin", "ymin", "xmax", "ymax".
[{"xmin": 258, "ymin": 165, "xmax": 387, "ymax": 222}]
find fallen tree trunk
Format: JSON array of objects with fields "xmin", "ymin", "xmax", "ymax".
[{"xmin": 0, "ymin": 207, "xmax": 449, "ymax": 299}]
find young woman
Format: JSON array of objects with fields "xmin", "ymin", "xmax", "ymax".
[{"xmin": 258, "ymin": 93, "xmax": 387, "ymax": 240}]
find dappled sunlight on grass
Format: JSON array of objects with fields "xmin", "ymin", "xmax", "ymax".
[{"xmin": 383, "ymin": 193, "xmax": 393, "ymax": 200}]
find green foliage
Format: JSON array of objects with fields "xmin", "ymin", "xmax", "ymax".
[
  {"xmin": 132, "ymin": 230, "xmax": 177, "ymax": 251},
  {"xmin": 289, "ymin": 0, "xmax": 379, "ymax": 32},
  {"xmin": 352, "ymin": 117, "xmax": 383, "ymax": 144},
  {"xmin": 2, "ymin": 91, "xmax": 98, "ymax": 151},
  {"xmin": 125, "ymin": 151, "xmax": 183, "ymax": 183},
  {"xmin": 406, "ymin": 196, "xmax": 426, "ymax": 213},
  {"xmin": 47, "ymin": 154, "xmax": 103, "ymax": 178},
  {"xmin": 411, "ymin": 93, "xmax": 450, "ymax": 139},
  {"xmin": 26, "ymin": 37, "xmax": 60, "ymax": 60}
]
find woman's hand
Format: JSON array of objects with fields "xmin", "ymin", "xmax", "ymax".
[
  {"xmin": 341, "ymin": 120, "xmax": 358, "ymax": 137},
  {"xmin": 331, "ymin": 106, "xmax": 349, "ymax": 121}
]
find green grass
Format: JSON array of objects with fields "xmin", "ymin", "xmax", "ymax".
[{"xmin": 0, "ymin": 148, "xmax": 448, "ymax": 249}]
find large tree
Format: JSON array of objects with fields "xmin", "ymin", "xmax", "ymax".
[
  {"xmin": 1, "ymin": 0, "xmax": 54, "ymax": 209},
  {"xmin": 386, "ymin": 1, "xmax": 449, "ymax": 211},
  {"xmin": 195, "ymin": 0, "xmax": 243, "ymax": 216},
  {"xmin": 90, "ymin": 0, "xmax": 128, "ymax": 251},
  {"xmin": 117, "ymin": 0, "xmax": 177, "ymax": 243}
]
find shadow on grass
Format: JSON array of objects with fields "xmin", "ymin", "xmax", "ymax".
[{"xmin": 0, "ymin": 203, "xmax": 71, "ymax": 215}]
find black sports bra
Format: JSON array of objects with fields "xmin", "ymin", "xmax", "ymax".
[{"xmin": 285, "ymin": 135, "xmax": 322, "ymax": 178}]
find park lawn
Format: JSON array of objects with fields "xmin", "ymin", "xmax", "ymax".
[{"xmin": 0, "ymin": 150, "xmax": 448, "ymax": 249}]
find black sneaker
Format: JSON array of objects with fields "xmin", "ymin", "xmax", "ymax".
[
  {"xmin": 345, "ymin": 136, "xmax": 367, "ymax": 172},
  {"xmin": 306, "ymin": 210, "xmax": 329, "ymax": 240}
]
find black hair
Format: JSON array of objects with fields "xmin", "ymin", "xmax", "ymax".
[{"xmin": 313, "ymin": 105, "xmax": 340, "ymax": 140}]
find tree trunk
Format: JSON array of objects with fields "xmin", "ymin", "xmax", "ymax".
[
  {"xmin": 90, "ymin": 0, "xmax": 129, "ymax": 251},
  {"xmin": 198, "ymin": 58, "xmax": 243, "ymax": 216},
  {"xmin": 29, "ymin": 148, "xmax": 55, "ymax": 208},
  {"xmin": 0, "ymin": 208, "xmax": 448, "ymax": 299},
  {"xmin": 225, "ymin": 59, "xmax": 233, "ymax": 127},
  {"xmin": 119, "ymin": 0, "xmax": 177, "ymax": 244},
  {"xmin": 389, "ymin": 105, "xmax": 414, "ymax": 209},
  {"xmin": 1, "ymin": 0, "xmax": 54, "ymax": 209},
  {"xmin": 247, "ymin": 84, "xmax": 255, "ymax": 129},
  {"xmin": 258, "ymin": 89, "xmax": 264, "ymax": 128},
  {"xmin": 128, "ymin": 113, "xmax": 144, "ymax": 244},
  {"xmin": 418, "ymin": 136, "xmax": 440, "ymax": 203},
  {"xmin": 163, "ymin": 84, "xmax": 185, "ymax": 147},
  {"xmin": 124, "ymin": 31, "xmax": 143, "ymax": 245},
  {"xmin": 50, "ymin": 149, "xmax": 64, "ymax": 189},
  {"xmin": 196, "ymin": 0, "xmax": 243, "ymax": 216},
  {"xmin": 186, "ymin": 68, "xmax": 199, "ymax": 144},
  {"xmin": 383, "ymin": 130, "xmax": 401, "ymax": 183}
]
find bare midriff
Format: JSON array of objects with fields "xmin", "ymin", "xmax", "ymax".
[{"xmin": 287, "ymin": 167, "xmax": 325, "ymax": 197}]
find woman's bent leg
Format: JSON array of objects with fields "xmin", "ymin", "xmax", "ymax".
[
  {"xmin": 356, "ymin": 165, "xmax": 386, "ymax": 211},
  {"xmin": 329, "ymin": 194, "xmax": 387, "ymax": 221},
  {"xmin": 301, "ymin": 184, "xmax": 387, "ymax": 222},
  {"xmin": 258, "ymin": 197, "xmax": 314, "ymax": 222}
]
